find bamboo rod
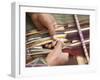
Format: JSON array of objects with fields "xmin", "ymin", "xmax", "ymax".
[
  {"xmin": 27, "ymin": 50, "xmax": 51, "ymax": 56},
  {"xmin": 26, "ymin": 26, "xmax": 89, "ymax": 38},
  {"xmin": 74, "ymin": 14, "xmax": 89, "ymax": 63},
  {"xmin": 66, "ymin": 19, "xmax": 89, "ymax": 28},
  {"xmin": 69, "ymin": 39, "xmax": 89, "ymax": 47},
  {"xmin": 76, "ymin": 56, "xmax": 87, "ymax": 64},
  {"xmin": 26, "ymin": 39, "xmax": 53, "ymax": 48},
  {"xmin": 26, "ymin": 27, "xmax": 89, "ymax": 45},
  {"xmin": 27, "ymin": 39, "xmax": 89, "ymax": 55},
  {"xmin": 26, "ymin": 25, "xmax": 64, "ymax": 36},
  {"xmin": 26, "ymin": 20, "xmax": 89, "ymax": 37},
  {"xmin": 26, "ymin": 34, "xmax": 66, "ymax": 45},
  {"xmin": 64, "ymin": 27, "xmax": 89, "ymax": 34},
  {"xmin": 26, "ymin": 38, "xmax": 67, "ymax": 48},
  {"xmin": 29, "ymin": 48, "xmax": 51, "ymax": 52}
]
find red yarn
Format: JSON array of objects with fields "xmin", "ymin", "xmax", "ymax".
[{"xmin": 62, "ymin": 47, "xmax": 84, "ymax": 56}]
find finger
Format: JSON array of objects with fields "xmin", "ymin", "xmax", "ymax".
[
  {"xmin": 62, "ymin": 52, "xmax": 69, "ymax": 59},
  {"xmin": 31, "ymin": 14, "xmax": 47, "ymax": 31},
  {"xmin": 54, "ymin": 25, "xmax": 57, "ymax": 29},
  {"xmin": 59, "ymin": 52, "xmax": 69, "ymax": 64},
  {"xmin": 55, "ymin": 40, "xmax": 63, "ymax": 47},
  {"xmin": 37, "ymin": 14, "xmax": 56, "ymax": 36},
  {"xmin": 51, "ymin": 40, "xmax": 57, "ymax": 47},
  {"xmin": 44, "ymin": 43, "xmax": 52, "ymax": 49},
  {"xmin": 48, "ymin": 24, "xmax": 56, "ymax": 36},
  {"xmin": 44, "ymin": 44, "xmax": 49, "ymax": 48},
  {"xmin": 47, "ymin": 44, "xmax": 52, "ymax": 49},
  {"xmin": 34, "ymin": 19, "xmax": 47, "ymax": 31},
  {"xmin": 51, "ymin": 40, "xmax": 63, "ymax": 55}
]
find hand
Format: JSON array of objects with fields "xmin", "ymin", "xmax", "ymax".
[
  {"xmin": 46, "ymin": 40, "xmax": 69, "ymax": 66},
  {"xmin": 31, "ymin": 13, "xmax": 57, "ymax": 36}
]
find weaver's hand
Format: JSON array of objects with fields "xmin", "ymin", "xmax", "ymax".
[
  {"xmin": 31, "ymin": 13, "xmax": 57, "ymax": 37},
  {"xmin": 46, "ymin": 40, "xmax": 69, "ymax": 66}
]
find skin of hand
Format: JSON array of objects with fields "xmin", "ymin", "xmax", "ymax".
[
  {"xmin": 43, "ymin": 39, "xmax": 67, "ymax": 49},
  {"xmin": 43, "ymin": 40, "xmax": 57, "ymax": 49},
  {"xmin": 46, "ymin": 40, "xmax": 69, "ymax": 66},
  {"xmin": 31, "ymin": 13, "xmax": 69, "ymax": 65},
  {"xmin": 31, "ymin": 13, "xmax": 57, "ymax": 37}
]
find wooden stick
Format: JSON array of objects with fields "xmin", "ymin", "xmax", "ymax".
[
  {"xmin": 27, "ymin": 50, "xmax": 51, "ymax": 56},
  {"xmin": 26, "ymin": 39, "xmax": 53, "ymax": 48},
  {"xmin": 64, "ymin": 27, "xmax": 89, "ymax": 34},
  {"xmin": 26, "ymin": 39, "xmax": 68, "ymax": 48},
  {"xmin": 26, "ymin": 20, "xmax": 89, "ymax": 37},
  {"xmin": 26, "ymin": 34, "xmax": 66, "ymax": 45},
  {"xmin": 26, "ymin": 25, "xmax": 65, "ymax": 36},
  {"xmin": 76, "ymin": 56, "xmax": 87, "ymax": 64},
  {"xmin": 26, "ymin": 27, "xmax": 89, "ymax": 45},
  {"xmin": 69, "ymin": 39, "xmax": 89, "ymax": 47},
  {"xmin": 66, "ymin": 19, "xmax": 89, "ymax": 28},
  {"xmin": 27, "ymin": 39, "xmax": 89, "ymax": 55},
  {"xmin": 74, "ymin": 14, "xmax": 89, "ymax": 63},
  {"xmin": 66, "ymin": 29, "xmax": 89, "ymax": 41}
]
